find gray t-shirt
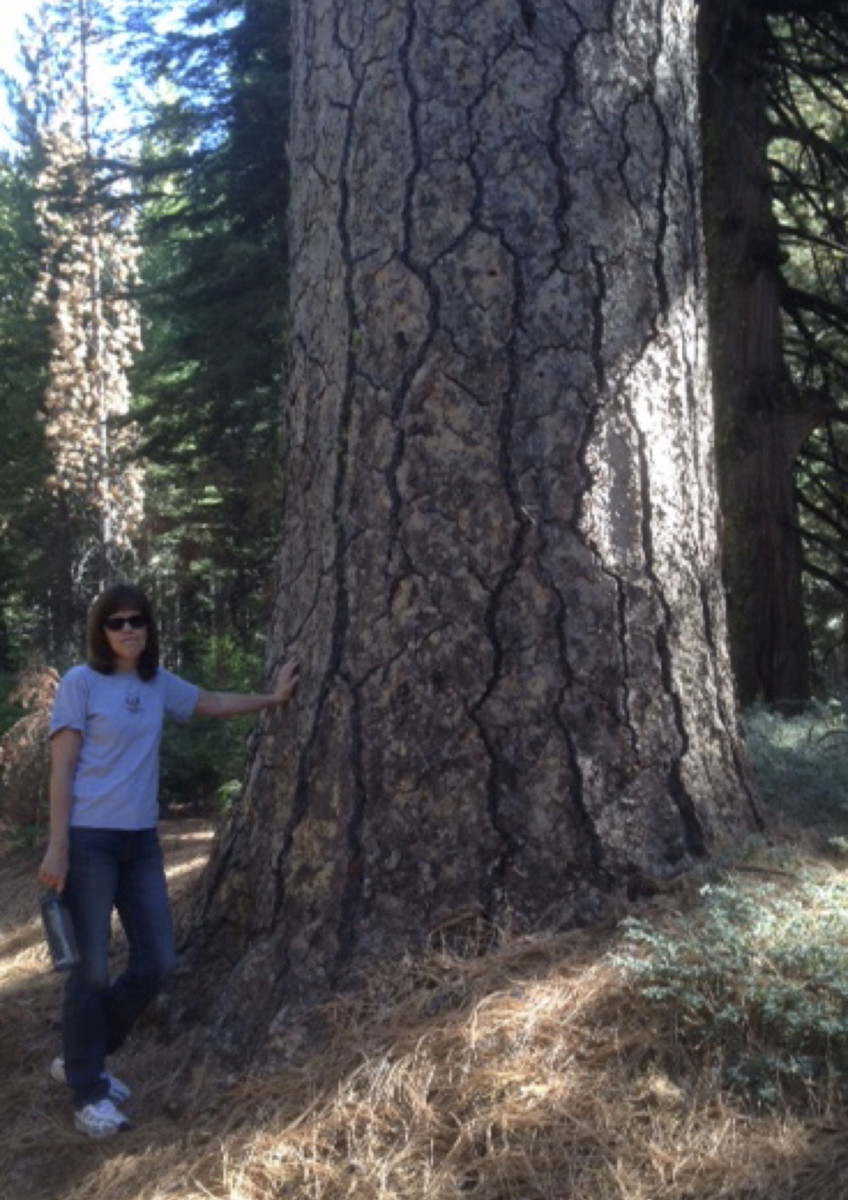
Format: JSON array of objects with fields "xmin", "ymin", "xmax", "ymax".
[{"xmin": 49, "ymin": 664, "xmax": 199, "ymax": 829}]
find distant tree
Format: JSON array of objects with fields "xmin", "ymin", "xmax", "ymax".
[
  {"xmin": 700, "ymin": 0, "xmax": 811, "ymax": 707},
  {"xmin": 33, "ymin": 121, "xmax": 144, "ymax": 593},
  {"xmin": 769, "ymin": 11, "xmax": 848, "ymax": 682},
  {"xmin": 1, "ymin": 0, "xmax": 291, "ymax": 667},
  {"xmin": 19, "ymin": 0, "xmax": 145, "ymax": 647},
  {"xmin": 0, "ymin": 152, "xmax": 52, "ymax": 667},
  {"xmin": 699, "ymin": 0, "xmax": 848, "ymax": 704}
]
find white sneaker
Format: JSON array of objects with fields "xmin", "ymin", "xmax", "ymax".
[
  {"xmin": 50, "ymin": 1056, "xmax": 131, "ymax": 1104},
  {"xmin": 74, "ymin": 1097, "xmax": 133, "ymax": 1137}
]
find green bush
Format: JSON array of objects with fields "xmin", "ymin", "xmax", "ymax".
[
  {"xmin": 159, "ymin": 714, "xmax": 251, "ymax": 814},
  {"xmin": 744, "ymin": 699, "xmax": 848, "ymax": 829},
  {"xmin": 615, "ymin": 861, "xmax": 848, "ymax": 1106},
  {"xmin": 159, "ymin": 634, "xmax": 262, "ymax": 815}
]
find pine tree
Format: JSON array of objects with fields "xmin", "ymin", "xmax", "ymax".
[
  {"xmin": 27, "ymin": 0, "xmax": 144, "ymax": 615},
  {"xmin": 768, "ymin": 11, "xmax": 848, "ymax": 679},
  {"xmin": 130, "ymin": 0, "xmax": 289, "ymax": 653},
  {"xmin": 0, "ymin": 151, "xmax": 52, "ymax": 667}
]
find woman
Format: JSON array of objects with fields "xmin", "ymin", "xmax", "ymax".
[{"xmin": 37, "ymin": 583, "xmax": 299, "ymax": 1138}]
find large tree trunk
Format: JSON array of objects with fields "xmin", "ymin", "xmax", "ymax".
[
  {"xmin": 180, "ymin": 0, "xmax": 759, "ymax": 1062},
  {"xmin": 699, "ymin": 0, "xmax": 818, "ymax": 707}
]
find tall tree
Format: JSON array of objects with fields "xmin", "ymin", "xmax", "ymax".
[
  {"xmin": 34, "ymin": 124, "xmax": 144, "ymax": 593},
  {"xmin": 771, "ymin": 11, "xmax": 848, "ymax": 681},
  {"xmin": 0, "ymin": 152, "xmax": 52, "ymax": 667},
  {"xmin": 178, "ymin": 0, "xmax": 759, "ymax": 1062},
  {"xmin": 25, "ymin": 0, "xmax": 144, "ymax": 643},
  {"xmin": 699, "ymin": 0, "xmax": 810, "ymax": 707},
  {"xmin": 699, "ymin": 0, "xmax": 848, "ymax": 704},
  {"xmin": 131, "ymin": 0, "xmax": 290, "ymax": 652}
]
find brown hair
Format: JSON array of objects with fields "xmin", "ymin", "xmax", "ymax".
[{"xmin": 87, "ymin": 583, "xmax": 160, "ymax": 681}]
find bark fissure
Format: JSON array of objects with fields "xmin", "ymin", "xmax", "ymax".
[
  {"xmin": 519, "ymin": 1, "xmax": 536, "ymax": 35},
  {"xmin": 386, "ymin": 0, "xmax": 437, "ymax": 590},
  {"xmin": 546, "ymin": 15, "xmax": 591, "ymax": 258},
  {"xmin": 655, "ymin": 623, "xmax": 707, "ymax": 855},
  {"xmin": 589, "ymin": 249, "xmax": 608, "ymax": 394},
  {"xmin": 321, "ymin": 31, "xmax": 371, "ymax": 963},
  {"xmin": 333, "ymin": 675, "xmax": 368, "ymax": 972},
  {"xmin": 650, "ymin": 0, "xmax": 671, "ymax": 316},
  {"xmin": 469, "ymin": 245, "xmax": 542, "ymax": 907},
  {"xmin": 555, "ymin": 704, "xmax": 609, "ymax": 881}
]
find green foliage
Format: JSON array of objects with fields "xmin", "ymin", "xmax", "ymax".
[
  {"xmin": 158, "ymin": 633, "xmax": 261, "ymax": 814},
  {"xmin": 614, "ymin": 704, "xmax": 848, "ymax": 1109},
  {"xmin": 766, "ymin": 10, "xmax": 848, "ymax": 677},
  {"xmin": 744, "ymin": 699, "xmax": 848, "ymax": 829},
  {"xmin": 615, "ymin": 865, "xmax": 848, "ymax": 1108},
  {"xmin": 159, "ymin": 713, "xmax": 250, "ymax": 814},
  {"xmin": 0, "ymin": 0, "xmax": 289, "ymax": 669},
  {"xmin": 0, "ymin": 152, "xmax": 54, "ymax": 668},
  {"xmin": 129, "ymin": 0, "xmax": 289, "ymax": 654}
]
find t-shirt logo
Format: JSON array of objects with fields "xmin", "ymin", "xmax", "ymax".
[{"xmin": 125, "ymin": 694, "xmax": 142, "ymax": 715}]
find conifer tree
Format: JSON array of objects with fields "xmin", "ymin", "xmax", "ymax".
[
  {"xmin": 27, "ymin": 0, "xmax": 144, "ymax": 619},
  {"xmin": 769, "ymin": 11, "xmax": 848, "ymax": 677},
  {"xmin": 0, "ymin": 152, "xmax": 52, "ymax": 666},
  {"xmin": 130, "ymin": 0, "xmax": 289, "ymax": 652}
]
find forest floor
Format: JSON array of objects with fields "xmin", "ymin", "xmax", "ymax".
[{"xmin": 2, "ymin": 794, "xmax": 848, "ymax": 1199}]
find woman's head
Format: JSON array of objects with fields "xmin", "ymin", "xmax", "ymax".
[{"xmin": 87, "ymin": 583, "xmax": 160, "ymax": 680}]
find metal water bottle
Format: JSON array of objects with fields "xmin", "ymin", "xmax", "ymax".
[{"xmin": 40, "ymin": 891, "xmax": 80, "ymax": 971}]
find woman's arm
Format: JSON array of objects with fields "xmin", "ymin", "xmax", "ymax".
[
  {"xmin": 193, "ymin": 656, "xmax": 300, "ymax": 718},
  {"xmin": 38, "ymin": 727, "xmax": 82, "ymax": 893}
]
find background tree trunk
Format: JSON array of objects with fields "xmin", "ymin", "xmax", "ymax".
[
  {"xmin": 180, "ymin": 0, "xmax": 759, "ymax": 1062},
  {"xmin": 699, "ymin": 0, "xmax": 817, "ymax": 707}
]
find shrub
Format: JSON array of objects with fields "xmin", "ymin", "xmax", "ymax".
[
  {"xmin": 0, "ymin": 665, "xmax": 58, "ymax": 833},
  {"xmin": 614, "ymin": 859, "xmax": 848, "ymax": 1107},
  {"xmin": 744, "ymin": 699, "xmax": 848, "ymax": 829},
  {"xmin": 158, "ymin": 634, "xmax": 260, "ymax": 815}
]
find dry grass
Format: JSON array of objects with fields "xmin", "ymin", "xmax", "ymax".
[
  {"xmin": 1, "ymin": 820, "xmax": 847, "ymax": 1200},
  {"xmin": 0, "ymin": 666, "xmax": 57, "ymax": 831}
]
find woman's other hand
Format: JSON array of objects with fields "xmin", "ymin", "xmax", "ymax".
[{"xmin": 38, "ymin": 842, "xmax": 69, "ymax": 893}]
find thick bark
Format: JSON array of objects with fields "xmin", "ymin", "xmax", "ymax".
[
  {"xmin": 699, "ymin": 0, "xmax": 818, "ymax": 706},
  {"xmin": 180, "ymin": 0, "xmax": 759, "ymax": 1062}
]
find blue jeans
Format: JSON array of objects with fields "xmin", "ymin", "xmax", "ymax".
[{"xmin": 62, "ymin": 827, "xmax": 176, "ymax": 1108}]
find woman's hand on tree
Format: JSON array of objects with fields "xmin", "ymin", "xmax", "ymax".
[{"xmin": 271, "ymin": 657, "xmax": 300, "ymax": 707}]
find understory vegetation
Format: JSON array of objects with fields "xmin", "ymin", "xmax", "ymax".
[{"xmin": 2, "ymin": 707, "xmax": 848, "ymax": 1200}]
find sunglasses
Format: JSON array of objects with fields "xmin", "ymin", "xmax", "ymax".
[{"xmin": 103, "ymin": 614, "xmax": 147, "ymax": 632}]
